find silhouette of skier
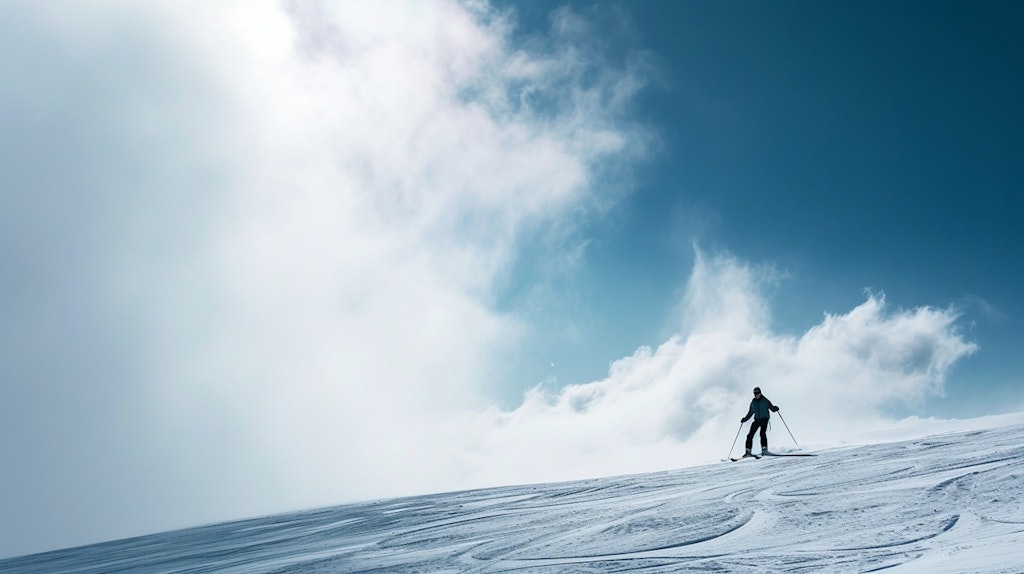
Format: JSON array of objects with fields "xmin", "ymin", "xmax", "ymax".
[{"xmin": 741, "ymin": 386, "xmax": 780, "ymax": 456}]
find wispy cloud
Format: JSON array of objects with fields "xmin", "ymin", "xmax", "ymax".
[
  {"xmin": 146, "ymin": 0, "xmax": 652, "ymax": 504},
  {"xmin": 0, "ymin": 0, "xmax": 650, "ymax": 554},
  {"xmin": 448, "ymin": 249, "xmax": 977, "ymax": 489}
]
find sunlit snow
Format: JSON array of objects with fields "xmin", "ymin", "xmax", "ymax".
[{"xmin": 3, "ymin": 419, "xmax": 1024, "ymax": 573}]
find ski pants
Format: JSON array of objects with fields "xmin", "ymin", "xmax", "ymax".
[{"xmin": 745, "ymin": 419, "xmax": 769, "ymax": 450}]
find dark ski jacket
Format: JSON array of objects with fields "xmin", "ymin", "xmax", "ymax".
[{"xmin": 742, "ymin": 396, "xmax": 779, "ymax": 422}]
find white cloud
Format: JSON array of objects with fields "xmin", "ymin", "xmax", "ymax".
[
  {"xmin": 44, "ymin": 5, "xmax": 639, "ymax": 527},
  {"xmin": 447, "ymin": 249, "xmax": 977, "ymax": 490},
  {"xmin": 145, "ymin": 0, "xmax": 650, "ymax": 503},
  {"xmin": 2, "ymin": 0, "xmax": 652, "ymax": 552}
]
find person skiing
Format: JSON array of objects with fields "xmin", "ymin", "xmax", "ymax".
[{"xmin": 740, "ymin": 386, "xmax": 780, "ymax": 456}]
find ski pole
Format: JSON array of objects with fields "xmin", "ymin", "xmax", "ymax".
[
  {"xmin": 777, "ymin": 411, "xmax": 800, "ymax": 449},
  {"xmin": 727, "ymin": 422, "xmax": 743, "ymax": 459}
]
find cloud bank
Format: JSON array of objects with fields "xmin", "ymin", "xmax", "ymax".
[
  {"xmin": 1, "ymin": 0, "xmax": 648, "ymax": 555},
  {"xmin": 452, "ymin": 250, "xmax": 977, "ymax": 488},
  {"xmin": 0, "ymin": 0, "xmax": 976, "ymax": 557}
]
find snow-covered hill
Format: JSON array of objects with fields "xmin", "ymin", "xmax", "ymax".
[{"xmin": 4, "ymin": 422, "xmax": 1024, "ymax": 573}]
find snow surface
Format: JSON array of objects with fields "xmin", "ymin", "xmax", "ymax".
[{"xmin": 3, "ymin": 420, "xmax": 1024, "ymax": 573}]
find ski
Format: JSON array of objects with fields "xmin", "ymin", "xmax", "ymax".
[
  {"xmin": 730, "ymin": 454, "xmax": 761, "ymax": 461},
  {"xmin": 761, "ymin": 452, "xmax": 815, "ymax": 457}
]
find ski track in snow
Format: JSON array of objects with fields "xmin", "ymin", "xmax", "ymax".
[{"xmin": 4, "ymin": 424, "xmax": 1024, "ymax": 573}]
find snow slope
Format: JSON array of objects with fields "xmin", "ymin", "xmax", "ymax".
[{"xmin": 3, "ymin": 422, "xmax": 1024, "ymax": 573}]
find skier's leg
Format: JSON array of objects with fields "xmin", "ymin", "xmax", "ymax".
[
  {"xmin": 744, "ymin": 424, "xmax": 756, "ymax": 452},
  {"xmin": 759, "ymin": 420, "xmax": 769, "ymax": 452}
]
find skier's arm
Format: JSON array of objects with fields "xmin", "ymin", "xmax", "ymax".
[
  {"xmin": 740, "ymin": 405, "xmax": 753, "ymax": 422},
  {"xmin": 769, "ymin": 399, "xmax": 779, "ymax": 412}
]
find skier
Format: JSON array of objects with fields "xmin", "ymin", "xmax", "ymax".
[{"xmin": 740, "ymin": 387, "xmax": 780, "ymax": 456}]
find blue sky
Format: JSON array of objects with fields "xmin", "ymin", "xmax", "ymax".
[
  {"xmin": 0, "ymin": 0, "xmax": 1021, "ymax": 559},
  {"xmin": 503, "ymin": 0, "xmax": 1024, "ymax": 416}
]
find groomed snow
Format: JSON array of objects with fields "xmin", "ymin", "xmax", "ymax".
[{"xmin": 3, "ymin": 419, "xmax": 1024, "ymax": 573}]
